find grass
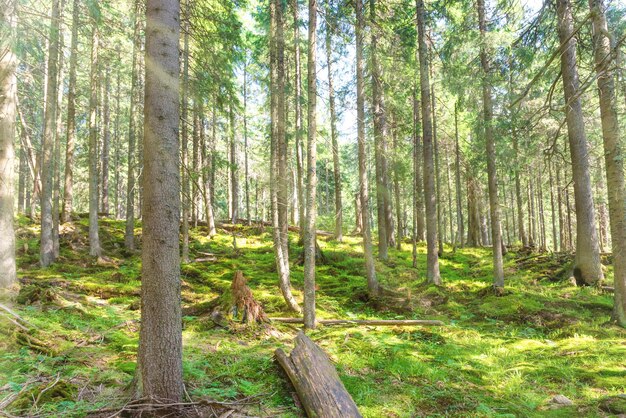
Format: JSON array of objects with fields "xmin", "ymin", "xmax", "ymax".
[{"xmin": 0, "ymin": 215, "xmax": 624, "ymax": 417}]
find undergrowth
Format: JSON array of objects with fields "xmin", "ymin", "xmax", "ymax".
[{"xmin": 0, "ymin": 216, "xmax": 624, "ymax": 417}]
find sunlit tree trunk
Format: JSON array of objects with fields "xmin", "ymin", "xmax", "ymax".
[
  {"xmin": 138, "ymin": 0, "xmax": 183, "ymax": 401},
  {"xmin": 556, "ymin": 0, "xmax": 603, "ymax": 285},
  {"xmin": 0, "ymin": 0, "xmax": 17, "ymax": 289},
  {"xmin": 416, "ymin": 0, "xmax": 440, "ymax": 284},
  {"xmin": 40, "ymin": 0, "xmax": 61, "ymax": 267},
  {"xmin": 243, "ymin": 61, "xmax": 251, "ymax": 224},
  {"xmin": 589, "ymin": 0, "xmax": 626, "ymax": 325},
  {"xmin": 356, "ymin": 0, "xmax": 379, "ymax": 296},
  {"xmin": 432, "ymin": 83, "xmax": 444, "ymax": 255},
  {"xmin": 229, "ymin": 103, "xmax": 238, "ymax": 224},
  {"xmin": 52, "ymin": 3, "xmax": 65, "ymax": 257}
]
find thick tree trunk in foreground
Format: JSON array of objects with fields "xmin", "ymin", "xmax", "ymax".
[
  {"xmin": 125, "ymin": 0, "xmax": 141, "ymax": 251},
  {"xmin": 303, "ymin": 0, "xmax": 318, "ymax": 330},
  {"xmin": 556, "ymin": 0, "xmax": 603, "ymax": 285},
  {"xmin": 589, "ymin": 0, "xmax": 626, "ymax": 326},
  {"xmin": 356, "ymin": 0, "xmax": 379, "ymax": 296},
  {"xmin": 0, "ymin": 0, "xmax": 17, "ymax": 289},
  {"xmin": 61, "ymin": 0, "xmax": 79, "ymax": 224},
  {"xmin": 40, "ymin": 0, "xmax": 61, "ymax": 267},
  {"xmin": 275, "ymin": 332, "xmax": 362, "ymax": 418},
  {"xmin": 416, "ymin": 0, "xmax": 440, "ymax": 284},
  {"xmin": 270, "ymin": 0, "xmax": 300, "ymax": 313},
  {"xmin": 87, "ymin": 22, "xmax": 101, "ymax": 258},
  {"xmin": 138, "ymin": 0, "xmax": 183, "ymax": 402},
  {"xmin": 478, "ymin": 0, "xmax": 504, "ymax": 289}
]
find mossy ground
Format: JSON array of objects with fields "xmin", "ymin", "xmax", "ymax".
[{"xmin": 1, "ymin": 216, "xmax": 624, "ymax": 417}]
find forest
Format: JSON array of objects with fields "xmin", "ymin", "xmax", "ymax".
[{"xmin": 0, "ymin": 0, "xmax": 625, "ymax": 416}]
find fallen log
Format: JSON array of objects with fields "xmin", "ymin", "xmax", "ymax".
[
  {"xmin": 275, "ymin": 332, "xmax": 361, "ymax": 418},
  {"xmin": 270, "ymin": 318, "xmax": 444, "ymax": 326}
]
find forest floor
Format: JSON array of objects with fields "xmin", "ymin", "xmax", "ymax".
[{"xmin": 1, "ymin": 216, "xmax": 625, "ymax": 417}]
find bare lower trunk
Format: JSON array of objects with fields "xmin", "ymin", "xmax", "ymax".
[
  {"xmin": 139, "ymin": 0, "xmax": 183, "ymax": 401},
  {"xmin": 229, "ymin": 104, "xmax": 239, "ymax": 223},
  {"xmin": 52, "ymin": 7, "xmax": 65, "ymax": 257},
  {"xmin": 101, "ymin": 66, "xmax": 110, "ymax": 215},
  {"xmin": 432, "ymin": 83, "xmax": 444, "ymax": 255},
  {"xmin": 454, "ymin": 102, "xmax": 464, "ymax": 247},
  {"xmin": 0, "ymin": 0, "xmax": 17, "ymax": 289},
  {"xmin": 588, "ymin": 0, "xmax": 626, "ymax": 325},
  {"xmin": 557, "ymin": 0, "xmax": 603, "ymax": 285},
  {"xmin": 181, "ymin": 5, "xmax": 190, "ymax": 263},
  {"xmin": 293, "ymin": 0, "xmax": 305, "ymax": 234},
  {"xmin": 416, "ymin": 0, "xmax": 440, "ymax": 284}
]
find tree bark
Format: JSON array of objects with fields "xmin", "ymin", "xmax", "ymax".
[
  {"xmin": 275, "ymin": 332, "xmax": 361, "ymax": 418},
  {"xmin": 556, "ymin": 0, "xmax": 603, "ymax": 285},
  {"xmin": 243, "ymin": 61, "xmax": 251, "ymax": 225},
  {"xmin": 477, "ymin": 0, "xmax": 504, "ymax": 289},
  {"xmin": 432, "ymin": 83, "xmax": 444, "ymax": 255},
  {"xmin": 303, "ymin": 0, "xmax": 318, "ymax": 330},
  {"xmin": 138, "ymin": 0, "xmax": 183, "ymax": 402},
  {"xmin": 356, "ymin": 0, "xmax": 380, "ymax": 296},
  {"xmin": 588, "ymin": 0, "xmax": 626, "ymax": 325},
  {"xmin": 40, "ymin": 0, "xmax": 61, "ymax": 267},
  {"xmin": 416, "ymin": 0, "xmax": 440, "ymax": 284},
  {"xmin": 52, "ymin": 1, "xmax": 65, "ymax": 257},
  {"xmin": 124, "ymin": 0, "xmax": 141, "ymax": 251},
  {"xmin": 0, "ymin": 0, "xmax": 17, "ymax": 289}
]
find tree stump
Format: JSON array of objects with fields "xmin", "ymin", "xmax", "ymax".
[
  {"xmin": 231, "ymin": 270, "xmax": 267, "ymax": 324},
  {"xmin": 275, "ymin": 332, "xmax": 361, "ymax": 417}
]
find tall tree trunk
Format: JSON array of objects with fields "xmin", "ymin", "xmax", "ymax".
[
  {"xmin": 87, "ymin": 20, "xmax": 102, "ymax": 258},
  {"xmin": 125, "ymin": 0, "xmax": 140, "ymax": 250},
  {"xmin": 478, "ymin": 0, "xmax": 504, "ymax": 289},
  {"xmin": 557, "ymin": 159, "xmax": 565, "ymax": 251},
  {"xmin": 549, "ymin": 159, "xmax": 558, "ymax": 250},
  {"xmin": 243, "ymin": 61, "xmax": 251, "ymax": 224},
  {"xmin": 114, "ymin": 49, "xmax": 122, "ymax": 218},
  {"xmin": 18, "ymin": 147, "xmax": 26, "ymax": 214},
  {"xmin": 454, "ymin": 102, "xmax": 464, "ymax": 248},
  {"xmin": 52, "ymin": 2, "xmax": 65, "ymax": 257},
  {"xmin": 303, "ymin": 0, "xmax": 318, "ymax": 329},
  {"xmin": 432, "ymin": 83, "xmax": 444, "ymax": 255},
  {"xmin": 204, "ymin": 103, "xmax": 216, "ymax": 236},
  {"xmin": 412, "ymin": 87, "xmax": 420, "ymax": 266},
  {"xmin": 0, "ymin": 0, "xmax": 17, "ymax": 289},
  {"xmin": 326, "ymin": 16, "xmax": 342, "ymax": 242},
  {"xmin": 229, "ymin": 103, "xmax": 238, "ymax": 223},
  {"xmin": 101, "ymin": 66, "xmax": 110, "ymax": 215},
  {"xmin": 556, "ymin": 0, "xmax": 603, "ymax": 285},
  {"xmin": 356, "ymin": 0, "xmax": 379, "ymax": 296},
  {"xmin": 393, "ymin": 118, "xmax": 402, "ymax": 250},
  {"xmin": 40, "ymin": 0, "xmax": 61, "ymax": 267},
  {"xmin": 270, "ymin": 0, "xmax": 300, "ymax": 312},
  {"xmin": 192, "ymin": 99, "xmax": 199, "ymax": 228},
  {"xmin": 181, "ymin": 3, "xmax": 190, "ymax": 263},
  {"xmin": 370, "ymin": 0, "xmax": 390, "ymax": 259},
  {"xmin": 589, "ymin": 0, "xmax": 626, "ymax": 325},
  {"xmin": 139, "ymin": 0, "xmax": 183, "ymax": 401},
  {"xmin": 416, "ymin": 0, "xmax": 440, "ymax": 284},
  {"xmin": 292, "ymin": 0, "xmax": 305, "ymax": 233}
]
